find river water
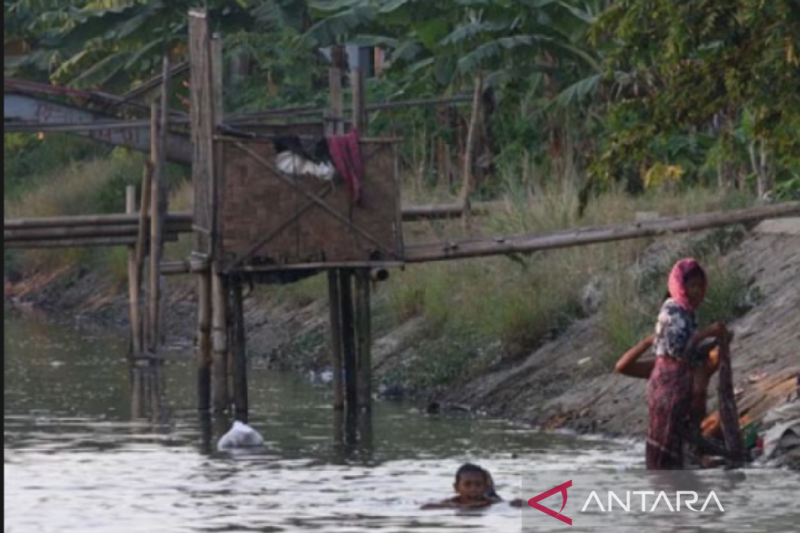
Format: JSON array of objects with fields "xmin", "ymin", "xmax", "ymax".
[{"xmin": 4, "ymin": 313, "xmax": 798, "ymax": 532}]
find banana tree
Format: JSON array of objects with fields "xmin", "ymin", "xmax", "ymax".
[{"xmin": 4, "ymin": 0, "xmax": 256, "ymax": 90}]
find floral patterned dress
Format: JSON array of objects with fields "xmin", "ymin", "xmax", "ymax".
[{"xmin": 646, "ymin": 298, "xmax": 699, "ymax": 469}]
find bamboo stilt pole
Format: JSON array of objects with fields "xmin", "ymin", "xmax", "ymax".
[
  {"xmin": 149, "ymin": 55, "xmax": 171, "ymax": 350},
  {"xmin": 197, "ymin": 269, "xmax": 212, "ymax": 411},
  {"xmin": 354, "ymin": 268, "xmax": 372, "ymax": 411},
  {"xmin": 211, "ymin": 267, "xmax": 229, "ymax": 413},
  {"xmin": 148, "ymin": 102, "xmax": 162, "ymax": 352},
  {"xmin": 328, "ymin": 269, "xmax": 344, "ymax": 410},
  {"xmin": 231, "ymin": 278, "xmax": 248, "ymax": 416},
  {"xmin": 459, "ymin": 73, "xmax": 483, "ymax": 229},
  {"xmin": 328, "ymin": 68, "xmax": 343, "ymax": 135},
  {"xmin": 339, "ymin": 269, "xmax": 358, "ymax": 415},
  {"xmin": 126, "ymin": 186, "xmax": 142, "ymax": 356},
  {"xmin": 351, "ymin": 68, "xmax": 366, "ymax": 132}
]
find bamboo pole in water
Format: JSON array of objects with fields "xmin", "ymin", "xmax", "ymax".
[
  {"xmin": 211, "ymin": 266, "xmax": 229, "ymax": 413},
  {"xmin": 135, "ymin": 161, "xmax": 153, "ymax": 350},
  {"xmin": 148, "ymin": 55, "xmax": 171, "ymax": 351},
  {"xmin": 197, "ymin": 265, "xmax": 212, "ymax": 412},
  {"xmin": 231, "ymin": 278, "xmax": 248, "ymax": 416},
  {"xmin": 148, "ymin": 102, "xmax": 162, "ymax": 352},
  {"xmin": 126, "ymin": 186, "xmax": 143, "ymax": 356},
  {"xmin": 354, "ymin": 268, "xmax": 372, "ymax": 411},
  {"xmin": 327, "ymin": 270, "xmax": 344, "ymax": 410},
  {"xmin": 339, "ymin": 269, "xmax": 358, "ymax": 415}
]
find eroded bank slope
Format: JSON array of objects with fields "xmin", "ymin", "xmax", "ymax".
[{"xmin": 5, "ymin": 223, "xmax": 799, "ymax": 438}]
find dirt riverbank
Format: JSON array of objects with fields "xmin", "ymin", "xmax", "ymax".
[{"xmin": 5, "ymin": 221, "xmax": 799, "ymax": 439}]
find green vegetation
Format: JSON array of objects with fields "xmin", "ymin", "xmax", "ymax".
[{"xmin": 4, "ymin": 1, "xmax": 795, "ymax": 389}]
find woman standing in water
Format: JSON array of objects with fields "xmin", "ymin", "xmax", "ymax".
[{"xmin": 617, "ymin": 258, "xmax": 735, "ymax": 469}]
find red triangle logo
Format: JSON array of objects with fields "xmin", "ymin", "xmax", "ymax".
[{"xmin": 527, "ymin": 480, "xmax": 573, "ymax": 525}]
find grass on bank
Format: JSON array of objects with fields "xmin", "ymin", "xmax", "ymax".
[
  {"xmin": 4, "ymin": 144, "xmax": 755, "ymax": 393},
  {"xmin": 4, "ymin": 146, "xmax": 191, "ymax": 286}
]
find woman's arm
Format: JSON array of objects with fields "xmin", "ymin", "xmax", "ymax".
[
  {"xmin": 690, "ymin": 322, "xmax": 732, "ymax": 348},
  {"xmin": 614, "ymin": 334, "xmax": 656, "ymax": 379}
]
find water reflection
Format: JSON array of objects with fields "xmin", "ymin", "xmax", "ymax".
[{"xmin": 130, "ymin": 361, "xmax": 168, "ymax": 424}]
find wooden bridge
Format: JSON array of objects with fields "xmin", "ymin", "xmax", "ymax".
[{"xmin": 5, "ymin": 9, "xmax": 800, "ymax": 440}]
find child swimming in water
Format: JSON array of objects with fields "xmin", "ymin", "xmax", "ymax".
[{"xmin": 420, "ymin": 463, "xmax": 524, "ymax": 509}]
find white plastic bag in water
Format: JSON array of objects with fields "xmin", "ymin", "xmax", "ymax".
[{"xmin": 217, "ymin": 421, "xmax": 265, "ymax": 451}]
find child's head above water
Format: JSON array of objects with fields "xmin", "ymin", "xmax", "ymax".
[{"xmin": 453, "ymin": 463, "xmax": 491, "ymax": 501}]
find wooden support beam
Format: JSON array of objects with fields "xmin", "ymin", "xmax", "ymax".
[
  {"xmin": 328, "ymin": 269, "xmax": 345, "ymax": 410},
  {"xmin": 404, "ymin": 202, "xmax": 800, "ymax": 263}
]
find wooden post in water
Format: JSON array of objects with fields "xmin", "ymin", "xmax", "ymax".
[
  {"xmin": 230, "ymin": 277, "xmax": 248, "ymax": 418},
  {"xmin": 126, "ymin": 186, "xmax": 142, "ymax": 356},
  {"xmin": 327, "ymin": 270, "xmax": 345, "ymax": 410},
  {"xmin": 339, "ymin": 269, "xmax": 359, "ymax": 416},
  {"xmin": 354, "ymin": 268, "xmax": 372, "ymax": 411}
]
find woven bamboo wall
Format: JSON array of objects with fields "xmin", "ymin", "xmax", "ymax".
[{"xmin": 219, "ymin": 139, "xmax": 402, "ymax": 271}]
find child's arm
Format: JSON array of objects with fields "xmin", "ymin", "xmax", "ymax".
[
  {"xmin": 614, "ymin": 334, "xmax": 656, "ymax": 378},
  {"xmin": 421, "ymin": 500, "xmax": 457, "ymax": 510}
]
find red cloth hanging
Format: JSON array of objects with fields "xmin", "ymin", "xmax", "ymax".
[{"xmin": 327, "ymin": 128, "xmax": 362, "ymax": 203}]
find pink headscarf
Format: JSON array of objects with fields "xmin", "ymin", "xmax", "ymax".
[{"xmin": 668, "ymin": 258, "xmax": 706, "ymax": 311}]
